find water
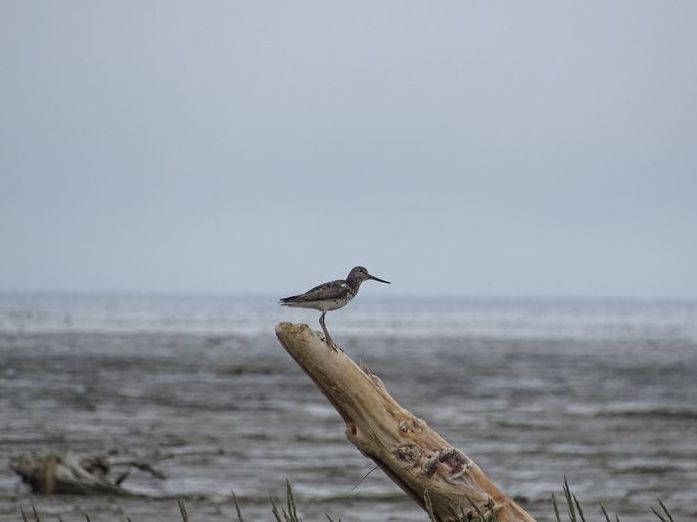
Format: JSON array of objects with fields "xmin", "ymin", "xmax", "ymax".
[{"xmin": 1, "ymin": 294, "xmax": 696, "ymax": 521}]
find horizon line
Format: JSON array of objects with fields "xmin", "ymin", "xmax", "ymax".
[{"xmin": 0, "ymin": 288, "xmax": 696, "ymax": 305}]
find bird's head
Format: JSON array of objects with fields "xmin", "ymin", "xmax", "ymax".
[{"xmin": 347, "ymin": 266, "xmax": 391, "ymax": 285}]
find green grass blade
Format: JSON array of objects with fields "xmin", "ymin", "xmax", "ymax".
[
  {"xmin": 285, "ymin": 480, "xmax": 301, "ymax": 521},
  {"xmin": 231, "ymin": 490, "xmax": 244, "ymax": 522},
  {"xmin": 563, "ymin": 476, "xmax": 577, "ymax": 522},
  {"xmin": 176, "ymin": 498, "xmax": 189, "ymax": 522},
  {"xmin": 552, "ymin": 494, "xmax": 561, "ymax": 522},
  {"xmin": 650, "ymin": 505, "xmax": 669, "ymax": 522},
  {"xmin": 270, "ymin": 495, "xmax": 284, "ymax": 522},
  {"xmin": 657, "ymin": 499, "xmax": 674, "ymax": 522},
  {"xmin": 572, "ymin": 493, "xmax": 586, "ymax": 522}
]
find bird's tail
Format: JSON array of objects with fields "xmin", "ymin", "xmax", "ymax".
[{"xmin": 279, "ymin": 295, "xmax": 300, "ymax": 305}]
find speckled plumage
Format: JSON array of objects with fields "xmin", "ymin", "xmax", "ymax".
[{"xmin": 280, "ymin": 266, "xmax": 390, "ymax": 350}]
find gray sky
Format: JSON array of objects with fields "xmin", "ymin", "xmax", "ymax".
[{"xmin": 1, "ymin": 2, "xmax": 696, "ymax": 298}]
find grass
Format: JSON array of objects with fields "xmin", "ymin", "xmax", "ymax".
[
  {"xmin": 269, "ymin": 480, "xmax": 304, "ymax": 522},
  {"xmin": 17, "ymin": 478, "xmax": 674, "ymax": 521}
]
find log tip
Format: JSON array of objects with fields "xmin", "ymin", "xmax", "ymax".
[
  {"xmin": 275, "ymin": 322, "xmax": 315, "ymax": 340},
  {"xmin": 275, "ymin": 321, "xmax": 295, "ymax": 333}
]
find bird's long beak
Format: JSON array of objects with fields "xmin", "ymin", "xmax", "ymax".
[{"xmin": 368, "ymin": 273, "xmax": 390, "ymax": 284}]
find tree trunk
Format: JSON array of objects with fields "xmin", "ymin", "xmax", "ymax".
[{"xmin": 275, "ymin": 322, "xmax": 536, "ymax": 522}]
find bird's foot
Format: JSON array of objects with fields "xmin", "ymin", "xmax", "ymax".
[{"xmin": 325, "ymin": 338, "xmax": 341, "ymax": 352}]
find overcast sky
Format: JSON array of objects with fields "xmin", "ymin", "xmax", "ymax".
[{"xmin": 1, "ymin": 2, "xmax": 696, "ymax": 298}]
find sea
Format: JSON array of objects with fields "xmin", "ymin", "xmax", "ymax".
[{"xmin": 0, "ymin": 294, "xmax": 696, "ymax": 521}]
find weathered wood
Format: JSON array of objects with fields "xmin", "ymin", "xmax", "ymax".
[
  {"xmin": 10, "ymin": 452, "xmax": 130, "ymax": 495},
  {"xmin": 10, "ymin": 452, "xmax": 165, "ymax": 496},
  {"xmin": 275, "ymin": 322, "xmax": 537, "ymax": 522}
]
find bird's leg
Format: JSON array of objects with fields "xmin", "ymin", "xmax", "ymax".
[{"xmin": 319, "ymin": 311, "xmax": 339, "ymax": 351}]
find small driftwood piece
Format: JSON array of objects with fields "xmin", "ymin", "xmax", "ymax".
[
  {"xmin": 10, "ymin": 452, "xmax": 165, "ymax": 495},
  {"xmin": 276, "ymin": 322, "xmax": 536, "ymax": 522}
]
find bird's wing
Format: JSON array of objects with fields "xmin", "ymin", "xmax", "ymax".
[{"xmin": 280, "ymin": 279, "xmax": 348, "ymax": 304}]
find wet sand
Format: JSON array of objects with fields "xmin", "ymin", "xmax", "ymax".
[{"xmin": 1, "ymin": 296, "xmax": 696, "ymax": 521}]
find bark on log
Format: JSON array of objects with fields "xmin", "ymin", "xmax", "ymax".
[{"xmin": 275, "ymin": 322, "xmax": 537, "ymax": 522}]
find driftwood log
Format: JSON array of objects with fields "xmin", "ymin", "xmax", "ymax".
[
  {"xmin": 276, "ymin": 322, "xmax": 536, "ymax": 522},
  {"xmin": 10, "ymin": 452, "xmax": 165, "ymax": 496}
]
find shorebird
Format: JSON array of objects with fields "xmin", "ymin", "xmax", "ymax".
[{"xmin": 279, "ymin": 266, "xmax": 390, "ymax": 350}]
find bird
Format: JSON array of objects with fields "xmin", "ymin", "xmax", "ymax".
[{"xmin": 279, "ymin": 266, "xmax": 390, "ymax": 350}]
